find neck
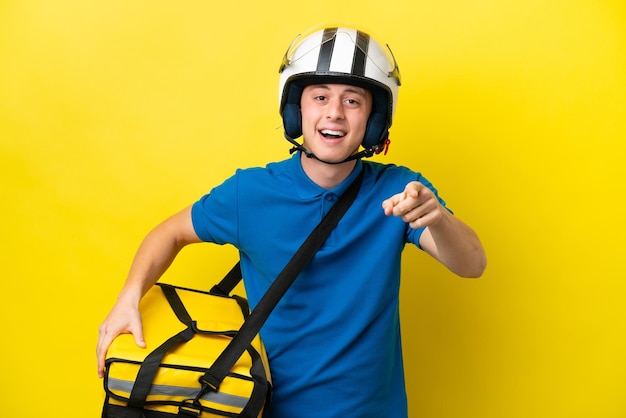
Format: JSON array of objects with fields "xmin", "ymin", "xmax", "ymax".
[{"xmin": 300, "ymin": 152, "xmax": 357, "ymax": 189}]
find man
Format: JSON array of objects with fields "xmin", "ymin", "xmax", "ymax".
[{"xmin": 97, "ymin": 26, "xmax": 486, "ymax": 417}]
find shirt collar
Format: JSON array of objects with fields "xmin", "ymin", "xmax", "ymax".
[{"xmin": 289, "ymin": 151, "xmax": 363, "ymax": 200}]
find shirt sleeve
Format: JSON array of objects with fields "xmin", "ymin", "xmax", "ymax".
[{"xmin": 190, "ymin": 172, "xmax": 239, "ymax": 246}]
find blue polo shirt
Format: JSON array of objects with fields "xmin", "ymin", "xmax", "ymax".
[{"xmin": 191, "ymin": 152, "xmax": 448, "ymax": 418}]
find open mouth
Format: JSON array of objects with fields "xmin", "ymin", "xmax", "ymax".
[{"xmin": 320, "ymin": 129, "xmax": 346, "ymax": 139}]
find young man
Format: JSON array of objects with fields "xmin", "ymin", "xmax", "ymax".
[{"xmin": 97, "ymin": 26, "xmax": 486, "ymax": 417}]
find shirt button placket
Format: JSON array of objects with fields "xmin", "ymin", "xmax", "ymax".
[{"xmin": 321, "ymin": 193, "xmax": 338, "ymax": 217}]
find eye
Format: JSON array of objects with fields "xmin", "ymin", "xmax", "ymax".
[{"xmin": 314, "ymin": 95, "xmax": 327, "ymax": 102}]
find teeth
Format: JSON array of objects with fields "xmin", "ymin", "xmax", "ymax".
[{"xmin": 321, "ymin": 129, "xmax": 345, "ymax": 138}]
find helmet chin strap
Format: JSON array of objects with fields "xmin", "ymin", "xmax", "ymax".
[{"xmin": 285, "ymin": 135, "xmax": 383, "ymax": 165}]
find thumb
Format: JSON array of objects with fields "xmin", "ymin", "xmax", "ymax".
[
  {"xmin": 405, "ymin": 181, "xmax": 421, "ymax": 198},
  {"xmin": 135, "ymin": 334, "xmax": 146, "ymax": 348},
  {"xmin": 131, "ymin": 320, "xmax": 147, "ymax": 348}
]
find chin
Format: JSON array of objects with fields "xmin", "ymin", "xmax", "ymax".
[{"xmin": 303, "ymin": 144, "xmax": 356, "ymax": 162}]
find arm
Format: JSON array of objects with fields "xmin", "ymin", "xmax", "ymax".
[
  {"xmin": 382, "ymin": 181, "xmax": 486, "ymax": 278},
  {"xmin": 96, "ymin": 205, "xmax": 202, "ymax": 378}
]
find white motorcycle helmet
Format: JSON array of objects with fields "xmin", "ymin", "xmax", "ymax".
[{"xmin": 278, "ymin": 26, "xmax": 401, "ymax": 160}]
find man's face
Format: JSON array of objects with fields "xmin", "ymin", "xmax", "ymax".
[{"xmin": 300, "ymin": 83, "xmax": 372, "ymax": 164}]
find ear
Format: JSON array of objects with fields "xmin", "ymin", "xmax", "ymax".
[
  {"xmin": 362, "ymin": 111, "xmax": 387, "ymax": 148},
  {"xmin": 282, "ymin": 103, "xmax": 302, "ymax": 139}
]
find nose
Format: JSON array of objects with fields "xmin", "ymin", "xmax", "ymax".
[{"xmin": 325, "ymin": 99, "xmax": 345, "ymax": 120}]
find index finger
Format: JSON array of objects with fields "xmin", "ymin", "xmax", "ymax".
[{"xmin": 382, "ymin": 192, "xmax": 404, "ymax": 215}]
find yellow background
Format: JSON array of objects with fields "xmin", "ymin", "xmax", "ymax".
[{"xmin": 1, "ymin": 0, "xmax": 625, "ymax": 417}]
